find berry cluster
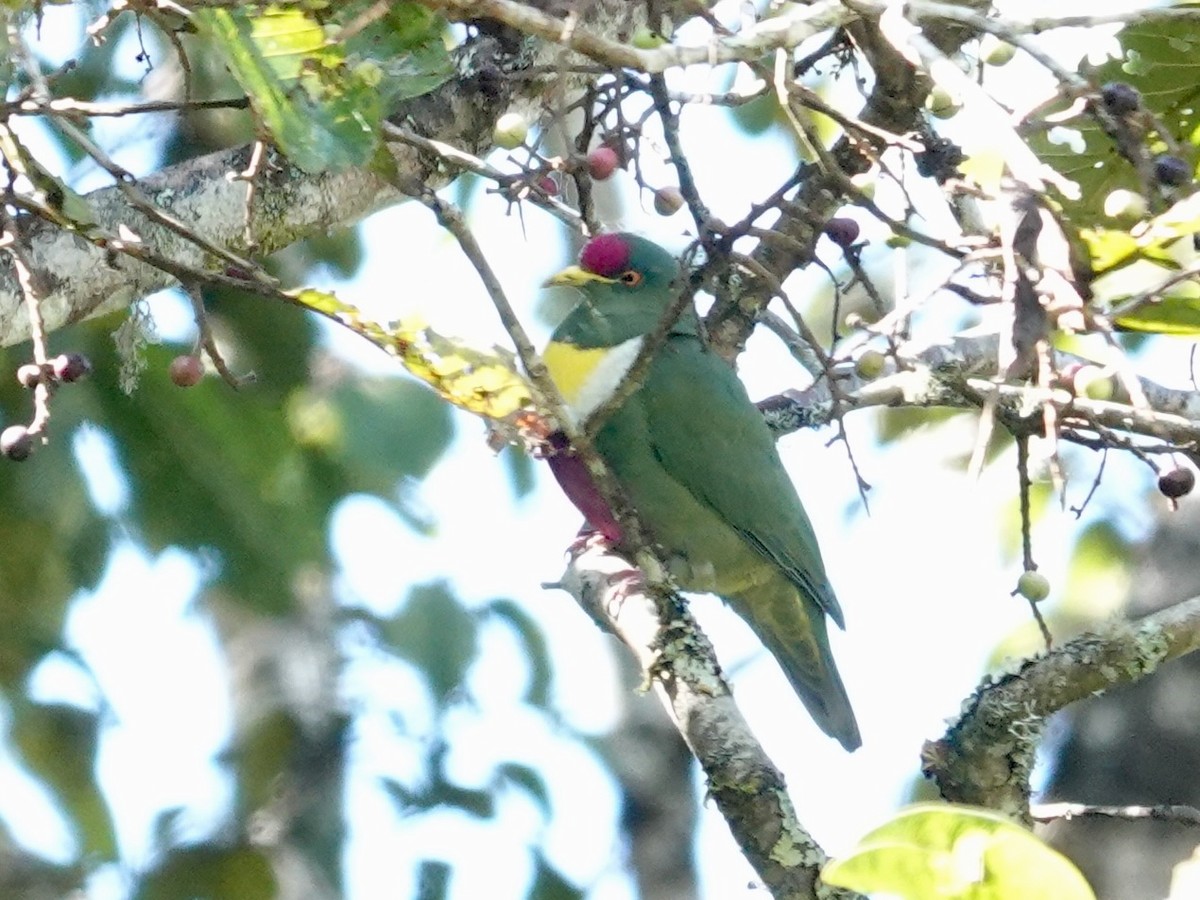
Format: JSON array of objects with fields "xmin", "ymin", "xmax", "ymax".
[{"xmin": 2, "ymin": 352, "xmax": 92, "ymax": 462}]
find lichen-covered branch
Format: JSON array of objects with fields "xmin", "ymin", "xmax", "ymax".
[
  {"xmin": 558, "ymin": 540, "xmax": 861, "ymax": 900},
  {"xmin": 759, "ymin": 334, "xmax": 1200, "ymax": 463},
  {"xmin": 0, "ymin": 28, "xmax": 540, "ymax": 348},
  {"xmin": 922, "ymin": 594, "xmax": 1200, "ymax": 824}
]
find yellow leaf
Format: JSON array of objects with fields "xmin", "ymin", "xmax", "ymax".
[{"xmin": 822, "ymin": 803, "xmax": 1095, "ymax": 900}]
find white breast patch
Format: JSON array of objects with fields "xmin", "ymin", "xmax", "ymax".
[{"xmin": 570, "ymin": 336, "xmax": 644, "ymax": 424}]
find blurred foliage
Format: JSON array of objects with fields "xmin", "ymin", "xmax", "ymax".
[
  {"xmin": 0, "ymin": 2, "xmax": 563, "ymax": 896},
  {"xmin": 824, "ymin": 803, "xmax": 1095, "ymax": 900}
]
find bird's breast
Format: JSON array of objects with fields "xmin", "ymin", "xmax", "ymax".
[{"xmin": 544, "ymin": 336, "xmax": 643, "ymax": 423}]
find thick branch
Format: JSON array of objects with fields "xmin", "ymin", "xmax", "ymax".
[
  {"xmin": 0, "ymin": 28, "xmax": 539, "ymax": 348},
  {"xmin": 416, "ymin": 0, "xmax": 858, "ymax": 72},
  {"xmin": 923, "ymin": 595, "xmax": 1200, "ymax": 824},
  {"xmin": 558, "ymin": 540, "xmax": 860, "ymax": 900},
  {"xmin": 759, "ymin": 335, "xmax": 1200, "ymax": 459}
]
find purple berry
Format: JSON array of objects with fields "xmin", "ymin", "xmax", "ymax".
[
  {"xmin": 169, "ymin": 354, "xmax": 204, "ymax": 388},
  {"xmin": 51, "ymin": 353, "xmax": 91, "ymax": 383},
  {"xmin": 1, "ymin": 425, "xmax": 33, "ymax": 461},
  {"xmin": 1100, "ymin": 82, "xmax": 1141, "ymax": 116},
  {"xmin": 1154, "ymin": 154, "xmax": 1192, "ymax": 187},
  {"xmin": 824, "ymin": 217, "xmax": 860, "ymax": 248},
  {"xmin": 586, "ymin": 146, "xmax": 619, "ymax": 181},
  {"xmin": 16, "ymin": 364, "xmax": 42, "ymax": 389},
  {"xmin": 1159, "ymin": 467, "xmax": 1195, "ymax": 499}
]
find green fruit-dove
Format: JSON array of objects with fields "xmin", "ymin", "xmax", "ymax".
[{"xmin": 543, "ymin": 233, "xmax": 861, "ymax": 751}]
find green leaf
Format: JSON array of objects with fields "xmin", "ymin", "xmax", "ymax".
[
  {"xmin": 1029, "ymin": 13, "xmax": 1200, "ymax": 219},
  {"xmin": 195, "ymin": 7, "xmax": 381, "ymax": 173},
  {"xmin": 383, "ymin": 581, "xmax": 478, "ymax": 699},
  {"xmin": 497, "ymin": 762, "xmax": 551, "ymax": 818},
  {"xmin": 483, "ymin": 599, "xmax": 552, "ymax": 708},
  {"xmin": 1114, "ymin": 286, "xmax": 1200, "ymax": 334},
  {"xmin": 343, "ymin": 5, "xmax": 453, "ymax": 105},
  {"xmin": 822, "ymin": 803, "xmax": 1096, "ymax": 900},
  {"xmin": 528, "ymin": 854, "xmax": 585, "ymax": 900},
  {"xmin": 135, "ymin": 843, "xmax": 276, "ymax": 900}
]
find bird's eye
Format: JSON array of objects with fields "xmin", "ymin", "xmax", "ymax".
[{"xmin": 618, "ymin": 270, "xmax": 642, "ymax": 287}]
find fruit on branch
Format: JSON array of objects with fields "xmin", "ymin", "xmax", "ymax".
[
  {"xmin": 169, "ymin": 354, "xmax": 204, "ymax": 387},
  {"xmin": 1100, "ymin": 82, "xmax": 1141, "ymax": 116},
  {"xmin": 543, "ymin": 233, "xmax": 861, "ymax": 751},
  {"xmin": 537, "ymin": 175, "xmax": 559, "ymax": 196},
  {"xmin": 1154, "ymin": 154, "xmax": 1192, "ymax": 187},
  {"xmin": 1158, "ymin": 467, "xmax": 1195, "ymax": 500},
  {"xmin": 586, "ymin": 145, "xmax": 620, "ymax": 181},
  {"xmin": 824, "ymin": 217, "xmax": 860, "ymax": 248},
  {"xmin": 630, "ymin": 26, "xmax": 666, "ymax": 49},
  {"xmin": 1016, "ymin": 570, "xmax": 1050, "ymax": 603},
  {"xmin": 850, "ymin": 172, "xmax": 877, "ymax": 200},
  {"xmin": 925, "ymin": 85, "xmax": 961, "ymax": 119},
  {"xmin": 854, "ymin": 349, "xmax": 886, "ymax": 379},
  {"xmin": 1066, "ymin": 364, "xmax": 1115, "ymax": 401},
  {"xmin": 653, "ymin": 186, "xmax": 684, "ymax": 216},
  {"xmin": 52, "ymin": 353, "xmax": 91, "ymax": 383},
  {"xmin": 1, "ymin": 425, "xmax": 32, "ymax": 461},
  {"xmin": 16, "ymin": 364, "xmax": 43, "ymax": 389},
  {"xmin": 493, "ymin": 112, "xmax": 529, "ymax": 150},
  {"xmin": 980, "ymin": 34, "xmax": 1017, "ymax": 66}
]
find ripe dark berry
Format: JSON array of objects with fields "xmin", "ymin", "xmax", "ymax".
[
  {"xmin": 16, "ymin": 364, "xmax": 42, "ymax": 389},
  {"xmin": 653, "ymin": 186, "xmax": 684, "ymax": 216},
  {"xmin": 1154, "ymin": 154, "xmax": 1192, "ymax": 188},
  {"xmin": 586, "ymin": 146, "xmax": 619, "ymax": 181},
  {"xmin": 1, "ymin": 425, "xmax": 32, "ymax": 461},
  {"xmin": 1159, "ymin": 467, "xmax": 1195, "ymax": 499},
  {"xmin": 536, "ymin": 175, "xmax": 558, "ymax": 196},
  {"xmin": 169, "ymin": 354, "xmax": 204, "ymax": 387},
  {"xmin": 1100, "ymin": 82, "xmax": 1141, "ymax": 116},
  {"xmin": 51, "ymin": 352, "xmax": 91, "ymax": 383},
  {"xmin": 824, "ymin": 217, "xmax": 860, "ymax": 247}
]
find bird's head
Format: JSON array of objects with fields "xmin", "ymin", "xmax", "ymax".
[{"xmin": 545, "ymin": 233, "xmax": 691, "ymax": 346}]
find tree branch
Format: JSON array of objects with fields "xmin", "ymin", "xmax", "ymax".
[
  {"xmin": 923, "ymin": 595, "xmax": 1200, "ymax": 824},
  {"xmin": 557, "ymin": 539, "xmax": 861, "ymax": 900}
]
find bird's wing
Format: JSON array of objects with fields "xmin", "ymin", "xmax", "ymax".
[{"xmin": 639, "ymin": 335, "xmax": 845, "ymax": 627}]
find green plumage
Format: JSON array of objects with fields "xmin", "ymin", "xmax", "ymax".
[{"xmin": 547, "ymin": 234, "xmax": 860, "ymax": 751}]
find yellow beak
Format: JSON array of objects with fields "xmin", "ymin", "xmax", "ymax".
[{"xmin": 543, "ymin": 265, "xmax": 616, "ymax": 288}]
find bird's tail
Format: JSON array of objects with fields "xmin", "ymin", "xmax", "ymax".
[{"xmin": 729, "ymin": 576, "xmax": 861, "ymax": 751}]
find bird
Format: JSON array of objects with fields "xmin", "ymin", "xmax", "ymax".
[{"xmin": 542, "ymin": 232, "xmax": 861, "ymax": 751}]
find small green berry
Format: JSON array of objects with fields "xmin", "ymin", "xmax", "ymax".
[
  {"xmin": 1016, "ymin": 570, "xmax": 1050, "ymax": 603},
  {"xmin": 854, "ymin": 349, "xmax": 886, "ymax": 379},
  {"xmin": 980, "ymin": 34, "xmax": 1017, "ymax": 66},
  {"xmin": 850, "ymin": 172, "xmax": 876, "ymax": 200},
  {"xmin": 493, "ymin": 112, "xmax": 529, "ymax": 151},
  {"xmin": 630, "ymin": 26, "xmax": 666, "ymax": 49},
  {"xmin": 926, "ymin": 86, "xmax": 961, "ymax": 119}
]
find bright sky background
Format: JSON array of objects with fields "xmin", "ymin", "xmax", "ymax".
[{"xmin": 0, "ymin": 1, "xmax": 1186, "ymax": 899}]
